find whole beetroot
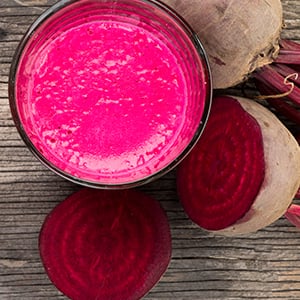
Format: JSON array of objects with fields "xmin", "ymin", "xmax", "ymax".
[{"xmin": 163, "ymin": 0, "xmax": 283, "ymax": 89}]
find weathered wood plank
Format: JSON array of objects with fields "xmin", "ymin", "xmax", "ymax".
[{"xmin": 0, "ymin": 0, "xmax": 300, "ymax": 299}]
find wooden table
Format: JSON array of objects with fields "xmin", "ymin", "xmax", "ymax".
[{"xmin": 1, "ymin": 1, "xmax": 300, "ymax": 299}]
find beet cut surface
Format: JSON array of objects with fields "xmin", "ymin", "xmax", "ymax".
[
  {"xmin": 177, "ymin": 96, "xmax": 266, "ymax": 230},
  {"xmin": 39, "ymin": 188, "xmax": 171, "ymax": 300}
]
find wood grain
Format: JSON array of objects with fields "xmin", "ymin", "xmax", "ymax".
[{"xmin": 0, "ymin": 1, "xmax": 300, "ymax": 299}]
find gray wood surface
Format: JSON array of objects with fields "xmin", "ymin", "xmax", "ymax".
[{"xmin": 0, "ymin": 0, "xmax": 300, "ymax": 299}]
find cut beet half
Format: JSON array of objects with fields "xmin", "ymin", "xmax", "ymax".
[
  {"xmin": 177, "ymin": 96, "xmax": 266, "ymax": 231},
  {"xmin": 39, "ymin": 188, "xmax": 171, "ymax": 300}
]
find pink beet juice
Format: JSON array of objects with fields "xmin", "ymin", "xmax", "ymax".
[{"xmin": 9, "ymin": 0, "xmax": 211, "ymax": 188}]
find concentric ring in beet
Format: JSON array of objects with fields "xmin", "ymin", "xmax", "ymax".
[
  {"xmin": 177, "ymin": 96, "xmax": 265, "ymax": 230},
  {"xmin": 39, "ymin": 188, "xmax": 171, "ymax": 300}
]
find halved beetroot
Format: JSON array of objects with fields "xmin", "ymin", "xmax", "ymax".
[
  {"xmin": 39, "ymin": 188, "xmax": 171, "ymax": 300},
  {"xmin": 177, "ymin": 95, "xmax": 300, "ymax": 235}
]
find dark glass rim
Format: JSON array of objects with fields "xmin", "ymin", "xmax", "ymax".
[{"xmin": 8, "ymin": 0, "xmax": 212, "ymax": 189}]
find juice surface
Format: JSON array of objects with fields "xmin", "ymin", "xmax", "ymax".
[{"xmin": 16, "ymin": 20, "xmax": 200, "ymax": 184}]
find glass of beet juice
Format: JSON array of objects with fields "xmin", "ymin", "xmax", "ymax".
[{"xmin": 9, "ymin": 0, "xmax": 212, "ymax": 189}]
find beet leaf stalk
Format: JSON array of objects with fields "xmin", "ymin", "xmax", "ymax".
[
  {"xmin": 253, "ymin": 39, "xmax": 300, "ymax": 125},
  {"xmin": 285, "ymin": 203, "xmax": 300, "ymax": 228}
]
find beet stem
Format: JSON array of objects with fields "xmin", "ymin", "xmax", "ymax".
[
  {"xmin": 275, "ymin": 50, "xmax": 300, "ymax": 64},
  {"xmin": 285, "ymin": 204, "xmax": 300, "ymax": 228},
  {"xmin": 253, "ymin": 38, "xmax": 300, "ymax": 121},
  {"xmin": 255, "ymin": 72, "xmax": 297, "ymax": 100},
  {"xmin": 254, "ymin": 66, "xmax": 300, "ymax": 105},
  {"xmin": 272, "ymin": 64, "xmax": 300, "ymax": 85},
  {"xmin": 280, "ymin": 39, "xmax": 300, "ymax": 52}
]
